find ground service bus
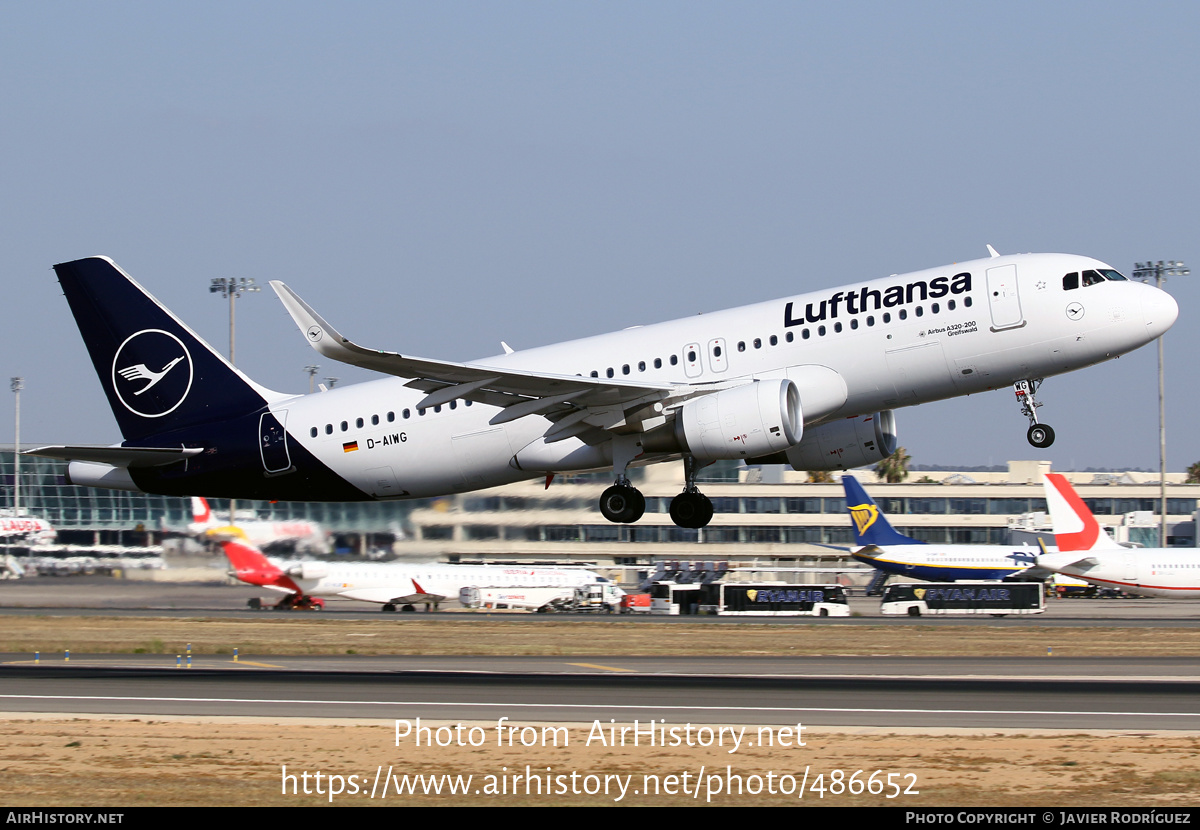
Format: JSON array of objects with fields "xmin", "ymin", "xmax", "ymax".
[
  {"xmin": 879, "ymin": 582, "xmax": 1044, "ymax": 616},
  {"xmin": 650, "ymin": 582, "xmax": 849, "ymax": 616}
]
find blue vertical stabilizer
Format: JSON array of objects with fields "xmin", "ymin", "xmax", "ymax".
[{"xmin": 841, "ymin": 475, "xmax": 924, "ymax": 546}]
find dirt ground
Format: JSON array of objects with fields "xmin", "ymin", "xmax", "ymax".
[
  {"xmin": 3, "ymin": 715, "xmax": 1200, "ymax": 807},
  {"xmin": 6, "ymin": 614, "xmax": 1200, "ymax": 657}
]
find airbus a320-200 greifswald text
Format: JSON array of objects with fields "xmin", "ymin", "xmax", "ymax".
[{"xmin": 33, "ymin": 248, "xmax": 1177, "ymax": 528}]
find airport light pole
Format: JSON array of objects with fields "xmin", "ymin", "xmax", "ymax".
[
  {"xmin": 1133, "ymin": 260, "xmax": 1188, "ymax": 547},
  {"xmin": 208, "ymin": 278, "xmax": 260, "ymax": 364},
  {"xmin": 208, "ymin": 278, "xmax": 260, "ymax": 525},
  {"xmin": 305, "ymin": 365, "xmax": 320, "ymax": 394},
  {"xmin": 10, "ymin": 377, "xmax": 21, "ymax": 516}
]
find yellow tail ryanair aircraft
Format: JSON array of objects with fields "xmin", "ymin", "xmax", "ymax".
[{"xmin": 34, "ymin": 249, "xmax": 1176, "ymax": 529}]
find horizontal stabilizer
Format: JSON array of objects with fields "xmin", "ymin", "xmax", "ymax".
[{"xmin": 26, "ymin": 445, "xmax": 203, "ymax": 468}]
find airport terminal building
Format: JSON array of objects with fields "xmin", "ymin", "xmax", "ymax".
[{"xmin": 1, "ymin": 449, "xmax": 1196, "ymax": 571}]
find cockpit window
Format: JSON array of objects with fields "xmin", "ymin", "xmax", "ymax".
[
  {"xmin": 1101, "ymin": 269, "xmax": 1127, "ymax": 281},
  {"xmin": 1082, "ymin": 269, "xmax": 1105, "ymax": 286},
  {"xmin": 1063, "ymin": 272, "xmax": 1079, "ymax": 290}
]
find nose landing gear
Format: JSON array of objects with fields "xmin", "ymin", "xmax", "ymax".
[{"xmin": 1015, "ymin": 379, "xmax": 1055, "ymax": 448}]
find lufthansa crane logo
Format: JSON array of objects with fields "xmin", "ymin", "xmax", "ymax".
[
  {"xmin": 848, "ymin": 503, "xmax": 879, "ymax": 536},
  {"xmin": 111, "ymin": 329, "xmax": 194, "ymax": 418}
]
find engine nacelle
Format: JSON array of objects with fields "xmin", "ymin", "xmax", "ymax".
[
  {"xmin": 675, "ymin": 379, "xmax": 801, "ymax": 461},
  {"xmin": 778, "ymin": 411, "xmax": 897, "ymax": 471},
  {"xmin": 289, "ymin": 562, "xmax": 328, "ymax": 581}
]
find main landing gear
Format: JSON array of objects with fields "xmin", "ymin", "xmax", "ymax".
[
  {"xmin": 597, "ymin": 454, "xmax": 714, "ymax": 529},
  {"xmin": 670, "ymin": 455, "xmax": 713, "ymax": 529},
  {"xmin": 599, "ymin": 478, "xmax": 645, "ymax": 523},
  {"xmin": 1014, "ymin": 379, "xmax": 1055, "ymax": 449},
  {"xmin": 599, "ymin": 434, "xmax": 647, "ymax": 524}
]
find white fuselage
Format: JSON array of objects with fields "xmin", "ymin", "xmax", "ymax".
[
  {"xmin": 856, "ymin": 543, "xmax": 1051, "ymax": 582},
  {"xmin": 1037, "ymin": 550, "xmax": 1200, "ymax": 599},
  {"xmin": 281, "ymin": 560, "xmax": 604, "ymax": 606},
  {"xmin": 265, "ymin": 252, "xmax": 1173, "ymax": 497}
]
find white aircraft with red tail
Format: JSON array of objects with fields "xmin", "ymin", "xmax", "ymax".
[
  {"xmin": 1038, "ymin": 473, "xmax": 1200, "ymax": 598},
  {"xmin": 219, "ymin": 538, "xmax": 607, "ymax": 611}
]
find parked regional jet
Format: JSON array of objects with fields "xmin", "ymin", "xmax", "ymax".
[
  {"xmin": 1039, "ymin": 473, "xmax": 1200, "ymax": 598},
  {"xmin": 219, "ymin": 538, "xmax": 607, "ymax": 611},
  {"xmin": 843, "ymin": 475, "xmax": 1049, "ymax": 581},
  {"xmin": 33, "ymin": 251, "xmax": 1176, "ymax": 528},
  {"xmin": 187, "ymin": 496, "xmax": 327, "ymax": 552}
]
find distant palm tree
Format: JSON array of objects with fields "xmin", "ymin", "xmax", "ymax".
[
  {"xmin": 1187, "ymin": 461, "xmax": 1200, "ymax": 484},
  {"xmin": 875, "ymin": 447, "xmax": 912, "ymax": 483}
]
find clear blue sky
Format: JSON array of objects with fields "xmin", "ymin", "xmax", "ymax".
[{"xmin": 2, "ymin": 1, "xmax": 1197, "ymax": 470}]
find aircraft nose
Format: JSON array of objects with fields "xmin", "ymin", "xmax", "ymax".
[{"xmin": 1142, "ymin": 286, "xmax": 1179, "ymax": 338}]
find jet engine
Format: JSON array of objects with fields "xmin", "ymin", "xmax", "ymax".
[
  {"xmin": 753, "ymin": 411, "xmax": 897, "ymax": 471},
  {"xmin": 673, "ymin": 379, "xmax": 801, "ymax": 461},
  {"xmin": 288, "ymin": 562, "xmax": 329, "ymax": 580}
]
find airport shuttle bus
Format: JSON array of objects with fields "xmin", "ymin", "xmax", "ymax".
[
  {"xmin": 649, "ymin": 582, "xmax": 703, "ymax": 615},
  {"xmin": 650, "ymin": 582, "xmax": 850, "ymax": 616},
  {"xmin": 879, "ymin": 581, "xmax": 1044, "ymax": 616}
]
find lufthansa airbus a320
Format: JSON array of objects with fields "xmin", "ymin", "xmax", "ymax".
[{"xmin": 34, "ymin": 248, "xmax": 1176, "ymax": 528}]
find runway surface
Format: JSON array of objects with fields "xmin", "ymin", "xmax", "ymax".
[
  {"xmin": 4, "ymin": 577, "xmax": 1200, "ymax": 732},
  {"xmin": 3, "ymin": 656, "xmax": 1199, "ymax": 731}
]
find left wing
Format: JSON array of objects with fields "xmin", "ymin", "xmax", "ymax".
[
  {"xmin": 270, "ymin": 281, "xmax": 711, "ymax": 444},
  {"xmin": 336, "ymin": 586, "xmax": 440, "ymax": 605}
]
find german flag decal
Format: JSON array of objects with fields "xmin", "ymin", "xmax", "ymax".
[{"xmin": 342, "ymin": 441, "xmax": 359, "ymax": 453}]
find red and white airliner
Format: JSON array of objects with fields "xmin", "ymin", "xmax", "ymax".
[
  {"xmin": 1038, "ymin": 473, "xmax": 1200, "ymax": 598},
  {"xmin": 188, "ymin": 496, "xmax": 326, "ymax": 551},
  {"xmin": 219, "ymin": 537, "xmax": 608, "ymax": 612}
]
